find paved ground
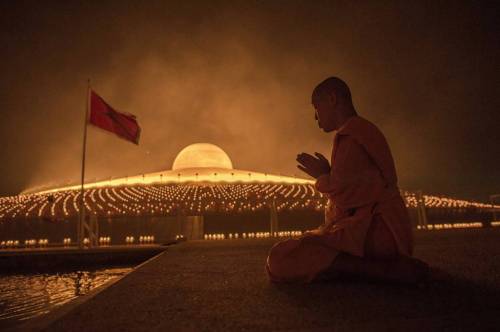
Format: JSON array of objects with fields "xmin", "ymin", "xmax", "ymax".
[{"xmin": 44, "ymin": 229, "xmax": 500, "ymax": 331}]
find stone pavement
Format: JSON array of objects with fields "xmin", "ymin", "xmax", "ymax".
[{"xmin": 44, "ymin": 229, "xmax": 500, "ymax": 331}]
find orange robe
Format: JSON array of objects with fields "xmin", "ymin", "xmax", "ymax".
[{"xmin": 266, "ymin": 115, "xmax": 414, "ymax": 283}]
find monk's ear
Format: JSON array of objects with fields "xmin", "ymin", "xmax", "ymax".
[{"xmin": 327, "ymin": 91, "xmax": 337, "ymax": 107}]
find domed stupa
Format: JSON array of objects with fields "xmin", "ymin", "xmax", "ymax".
[
  {"xmin": 172, "ymin": 143, "xmax": 233, "ymax": 171},
  {"xmin": 26, "ymin": 142, "xmax": 311, "ymax": 195}
]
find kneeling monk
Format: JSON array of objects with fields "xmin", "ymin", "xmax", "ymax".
[{"xmin": 266, "ymin": 77, "xmax": 428, "ymax": 284}]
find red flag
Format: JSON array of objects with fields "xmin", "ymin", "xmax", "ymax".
[{"xmin": 89, "ymin": 90, "xmax": 141, "ymax": 144}]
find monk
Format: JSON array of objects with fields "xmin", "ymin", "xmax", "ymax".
[{"xmin": 266, "ymin": 77, "xmax": 430, "ymax": 284}]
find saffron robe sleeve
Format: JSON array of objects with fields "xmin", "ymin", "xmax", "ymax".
[
  {"xmin": 316, "ymin": 134, "xmax": 386, "ymax": 209},
  {"xmin": 266, "ymin": 116, "xmax": 414, "ymax": 283}
]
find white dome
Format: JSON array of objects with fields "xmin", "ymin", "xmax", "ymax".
[{"xmin": 172, "ymin": 143, "xmax": 233, "ymax": 171}]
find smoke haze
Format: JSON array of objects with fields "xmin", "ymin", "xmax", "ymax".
[{"xmin": 0, "ymin": 1, "xmax": 498, "ymax": 201}]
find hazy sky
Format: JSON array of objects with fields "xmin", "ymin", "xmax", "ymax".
[{"xmin": 0, "ymin": 0, "xmax": 498, "ymax": 201}]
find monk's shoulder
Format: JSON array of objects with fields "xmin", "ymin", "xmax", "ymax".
[
  {"xmin": 356, "ymin": 116, "xmax": 384, "ymax": 135},
  {"xmin": 335, "ymin": 134, "xmax": 358, "ymax": 151},
  {"xmin": 345, "ymin": 116, "xmax": 387, "ymax": 145}
]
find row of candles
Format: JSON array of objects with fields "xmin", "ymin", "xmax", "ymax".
[
  {"xmin": 6, "ymin": 183, "xmax": 322, "ymax": 219},
  {"xmin": 0, "ymin": 235, "xmax": 153, "ymax": 248},
  {"xmin": 204, "ymin": 231, "xmax": 303, "ymax": 240},
  {"xmin": 114, "ymin": 235, "xmax": 157, "ymax": 244},
  {"xmin": 416, "ymin": 222, "xmax": 484, "ymax": 230},
  {"xmin": 26, "ymin": 239, "xmax": 49, "ymax": 246},
  {"xmin": 2, "ymin": 182, "xmax": 497, "ymax": 221},
  {"xmin": 0, "ymin": 231, "xmax": 302, "ymax": 248},
  {"xmin": 99, "ymin": 236, "xmax": 111, "ymax": 244},
  {"xmin": 2, "ymin": 222, "xmax": 499, "ymax": 248},
  {"xmin": 0, "ymin": 239, "xmax": 50, "ymax": 248}
]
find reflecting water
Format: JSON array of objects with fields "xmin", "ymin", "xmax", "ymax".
[{"xmin": 0, "ymin": 267, "xmax": 132, "ymax": 328}]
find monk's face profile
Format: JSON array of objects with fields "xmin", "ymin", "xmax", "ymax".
[{"xmin": 312, "ymin": 91, "xmax": 340, "ymax": 132}]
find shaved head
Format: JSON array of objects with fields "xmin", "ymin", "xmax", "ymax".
[
  {"xmin": 311, "ymin": 76, "xmax": 357, "ymax": 132},
  {"xmin": 312, "ymin": 76, "xmax": 352, "ymax": 104}
]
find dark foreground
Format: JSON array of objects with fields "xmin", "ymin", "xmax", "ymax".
[{"xmin": 36, "ymin": 229, "xmax": 500, "ymax": 331}]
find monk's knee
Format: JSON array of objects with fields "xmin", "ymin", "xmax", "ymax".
[
  {"xmin": 266, "ymin": 247, "xmax": 290, "ymax": 281},
  {"xmin": 364, "ymin": 215, "xmax": 398, "ymax": 259},
  {"xmin": 265, "ymin": 257, "xmax": 282, "ymax": 282}
]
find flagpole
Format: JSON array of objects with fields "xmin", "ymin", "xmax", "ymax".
[{"xmin": 78, "ymin": 79, "xmax": 91, "ymax": 249}]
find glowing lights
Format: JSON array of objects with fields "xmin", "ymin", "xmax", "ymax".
[
  {"xmin": 24, "ymin": 239, "xmax": 34, "ymax": 247},
  {"xmin": 0, "ymin": 232, "xmax": 308, "ymax": 249},
  {"xmin": 172, "ymin": 143, "xmax": 234, "ymax": 170},
  {"xmin": 23, "ymin": 167, "xmax": 314, "ymax": 196},
  {"xmin": 0, "ymin": 177, "xmax": 498, "ymax": 245},
  {"xmin": 205, "ymin": 234, "xmax": 225, "ymax": 240},
  {"xmin": 175, "ymin": 234, "xmax": 186, "ymax": 241},
  {"xmin": 207, "ymin": 234, "xmax": 225, "ymax": 240},
  {"xmin": 99, "ymin": 237, "xmax": 111, "ymax": 245},
  {"xmin": 1, "ymin": 240, "xmax": 19, "ymax": 249},
  {"xmin": 402, "ymin": 192, "xmax": 496, "ymax": 209},
  {"xmin": 203, "ymin": 230, "xmax": 302, "ymax": 240},
  {"xmin": 0, "ymin": 238, "xmax": 70, "ymax": 249},
  {"xmin": 0, "ymin": 183, "xmax": 331, "ymax": 220},
  {"xmin": 139, "ymin": 235, "xmax": 155, "ymax": 244},
  {"xmin": 417, "ymin": 222, "xmax": 483, "ymax": 230}
]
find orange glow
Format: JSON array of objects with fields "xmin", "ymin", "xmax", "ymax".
[
  {"xmin": 0, "ymin": 144, "xmax": 497, "ymax": 223},
  {"xmin": 24, "ymin": 167, "xmax": 313, "ymax": 195},
  {"xmin": 172, "ymin": 143, "xmax": 233, "ymax": 170},
  {"xmin": 22, "ymin": 142, "xmax": 312, "ymax": 195}
]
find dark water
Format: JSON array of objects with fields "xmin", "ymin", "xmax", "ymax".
[{"xmin": 0, "ymin": 267, "xmax": 132, "ymax": 328}]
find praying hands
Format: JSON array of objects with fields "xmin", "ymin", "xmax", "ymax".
[{"xmin": 296, "ymin": 152, "xmax": 330, "ymax": 179}]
